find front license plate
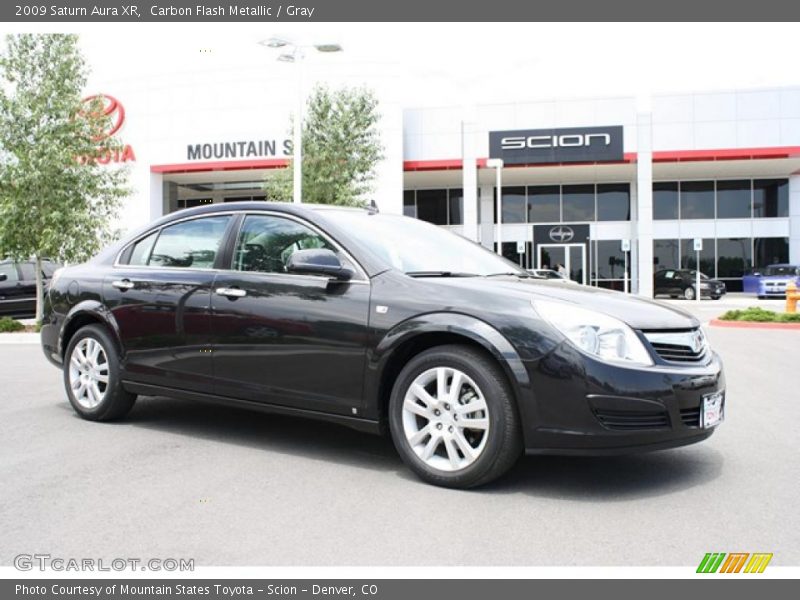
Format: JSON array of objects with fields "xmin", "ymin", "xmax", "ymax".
[{"xmin": 702, "ymin": 392, "xmax": 724, "ymax": 428}]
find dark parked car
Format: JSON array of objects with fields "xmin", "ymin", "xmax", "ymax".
[
  {"xmin": 654, "ymin": 269, "xmax": 726, "ymax": 300},
  {"xmin": 41, "ymin": 203, "xmax": 725, "ymax": 488},
  {"xmin": 0, "ymin": 259, "xmax": 60, "ymax": 317}
]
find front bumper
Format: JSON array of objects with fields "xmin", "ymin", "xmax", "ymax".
[
  {"xmin": 700, "ymin": 286, "xmax": 726, "ymax": 298},
  {"xmin": 519, "ymin": 341, "xmax": 724, "ymax": 455}
]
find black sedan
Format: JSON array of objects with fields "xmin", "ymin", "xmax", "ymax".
[
  {"xmin": 0, "ymin": 259, "xmax": 60, "ymax": 317},
  {"xmin": 40, "ymin": 203, "xmax": 725, "ymax": 488},
  {"xmin": 654, "ymin": 269, "xmax": 727, "ymax": 300}
]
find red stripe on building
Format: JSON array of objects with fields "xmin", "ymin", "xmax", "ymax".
[
  {"xmin": 652, "ymin": 146, "xmax": 800, "ymax": 162},
  {"xmin": 150, "ymin": 158, "xmax": 289, "ymax": 174},
  {"xmin": 402, "ymin": 147, "xmax": 800, "ymax": 171}
]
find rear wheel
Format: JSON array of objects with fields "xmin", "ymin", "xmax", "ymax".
[
  {"xmin": 64, "ymin": 324, "xmax": 136, "ymax": 421},
  {"xmin": 684, "ymin": 286, "xmax": 696, "ymax": 300},
  {"xmin": 388, "ymin": 345, "xmax": 522, "ymax": 488}
]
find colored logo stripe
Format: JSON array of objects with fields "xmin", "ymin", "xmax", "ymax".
[
  {"xmin": 697, "ymin": 553, "xmax": 726, "ymax": 573},
  {"xmin": 697, "ymin": 552, "xmax": 773, "ymax": 573},
  {"xmin": 720, "ymin": 553, "xmax": 749, "ymax": 573},
  {"xmin": 744, "ymin": 553, "xmax": 773, "ymax": 573}
]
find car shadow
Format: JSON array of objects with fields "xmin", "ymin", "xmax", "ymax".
[
  {"xmin": 68, "ymin": 396, "xmax": 724, "ymax": 501},
  {"xmin": 489, "ymin": 446, "xmax": 724, "ymax": 501}
]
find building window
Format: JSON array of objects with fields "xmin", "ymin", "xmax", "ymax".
[
  {"xmin": 448, "ymin": 189, "xmax": 463, "ymax": 225},
  {"xmin": 527, "ymin": 185, "xmax": 560, "ymax": 223},
  {"xmin": 415, "ymin": 189, "xmax": 448, "ymax": 225},
  {"xmin": 562, "ymin": 184, "xmax": 595, "ymax": 222},
  {"xmin": 716, "ymin": 238, "xmax": 752, "ymax": 289},
  {"xmin": 596, "ymin": 184, "xmax": 630, "ymax": 221},
  {"xmin": 403, "ymin": 190, "xmax": 416, "ymax": 218},
  {"xmin": 753, "ymin": 179, "xmax": 789, "ymax": 218},
  {"xmin": 653, "ymin": 182, "xmax": 679, "ymax": 220},
  {"xmin": 754, "ymin": 237, "xmax": 789, "ymax": 267},
  {"xmin": 680, "ymin": 238, "xmax": 715, "ymax": 275},
  {"xmin": 500, "ymin": 186, "xmax": 526, "ymax": 224},
  {"xmin": 716, "ymin": 180, "xmax": 751, "ymax": 219},
  {"xmin": 653, "ymin": 239, "xmax": 681, "ymax": 271},
  {"xmin": 177, "ymin": 198, "xmax": 213, "ymax": 209},
  {"xmin": 404, "ymin": 189, "xmax": 465, "ymax": 225},
  {"xmin": 680, "ymin": 181, "xmax": 715, "ymax": 219},
  {"xmin": 592, "ymin": 240, "xmax": 626, "ymax": 281}
]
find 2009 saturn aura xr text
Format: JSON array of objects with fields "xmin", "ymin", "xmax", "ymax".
[{"xmin": 41, "ymin": 202, "xmax": 725, "ymax": 488}]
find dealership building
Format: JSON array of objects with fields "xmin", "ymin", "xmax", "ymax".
[{"xmin": 98, "ymin": 72, "xmax": 800, "ymax": 297}]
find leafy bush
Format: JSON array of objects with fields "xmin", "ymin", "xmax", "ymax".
[
  {"xmin": 0, "ymin": 316, "xmax": 25, "ymax": 332},
  {"xmin": 719, "ymin": 306, "xmax": 800, "ymax": 323}
]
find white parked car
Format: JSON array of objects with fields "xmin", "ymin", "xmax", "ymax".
[{"xmin": 527, "ymin": 268, "xmax": 580, "ymax": 284}]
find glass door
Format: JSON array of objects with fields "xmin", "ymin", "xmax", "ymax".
[{"xmin": 538, "ymin": 244, "xmax": 586, "ymax": 284}]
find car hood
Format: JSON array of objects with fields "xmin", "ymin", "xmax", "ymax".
[
  {"xmin": 760, "ymin": 275, "xmax": 797, "ymax": 282},
  {"xmin": 427, "ymin": 276, "xmax": 700, "ymax": 330}
]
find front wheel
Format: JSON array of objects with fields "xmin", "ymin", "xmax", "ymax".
[
  {"xmin": 684, "ymin": 286, "xmax": 696, "ymax": 300},
  {"xmin": 64, "ymin": 324, "xmax": 136, "ymax": 421},
  {"xmin": 388, "ymin": 345, "xmax": 522, "ymax": 488}
]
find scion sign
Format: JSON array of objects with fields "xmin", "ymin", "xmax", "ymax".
[{"xmin": 489, "ymin": 125, "xmax": 624, "ymax": 165}]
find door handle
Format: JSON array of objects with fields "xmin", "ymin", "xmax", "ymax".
[
  {"xmin": 111, "ymin": 279, "xmax": 134, "ymax": 291},
  {"xmin": 215, "ymin": 287, "xmax": 247, "ymax": 298}
]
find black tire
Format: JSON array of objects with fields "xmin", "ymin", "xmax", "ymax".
[
  {"xmin": 684, "ymin": 286, "xmax": 696, "ymax": 300},
  {"xmin": 63, "ymin": 324, "xmax": 136, "ymax": 421},
  {"xmin": 670, "ymin": 295, "xmax": 679, "ymax": 299},
  {"xmin": 388, "ymin": 344, "xmax": 522, "ymax": 489},
  {"xmin": 712, "ymin": 296, "xmax": 721, "ymax": 300},
  {"xmin": 757, "ymin": 295, "xmax": 765, "ymax": 300}
]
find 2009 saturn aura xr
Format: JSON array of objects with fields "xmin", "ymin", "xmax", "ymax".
[{"xmin": 41, "ymin": 202, "xmax": 725, "ymax": 488}]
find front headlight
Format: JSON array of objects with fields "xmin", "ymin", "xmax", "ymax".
[{"xmin": 533, "ymin": 299, "xmax": 653, "ymax": 367}]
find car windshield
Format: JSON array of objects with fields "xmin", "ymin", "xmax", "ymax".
[
  {"xmin": 320, "ymin": 210, "xmax": 527, "ymax": 277},
  {"xmin": 765, "ymin": 265, "xmax": 798, "ymax": 276}
]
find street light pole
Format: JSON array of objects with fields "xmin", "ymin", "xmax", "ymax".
[
  {"xmin": 486, "ymin": 158, "xmax": 504, "ymax": 256},
  {"xmin": 292, "ymin": 50, "xmax": 304, "ymax": 205},
  {"xmin": 259, "ymin": 38, "xmax": 342, "ymax": 205}
]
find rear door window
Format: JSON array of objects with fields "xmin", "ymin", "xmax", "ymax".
[{"xmin": 148, "ymin": 216, "xmax": 231, "ymax": 269}]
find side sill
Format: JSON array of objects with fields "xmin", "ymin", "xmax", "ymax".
[{"xmin": 121, "ymin": 380, "xmax": 382, "ymax": 435}]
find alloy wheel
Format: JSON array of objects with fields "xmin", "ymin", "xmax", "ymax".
[
  {"xmin": 684, "ymin": 286, "xmax": 695, "ymax": 300},
  {"xmin": 401, "ymin": 366, "xmax": 490, "ymax": 472},
  {"xmin": 68, "ymin": 337, "xmax": 110, "ymax": 409}
]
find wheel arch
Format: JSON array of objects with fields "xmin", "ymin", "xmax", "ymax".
[
  {"xmin": 369, "ymin": 313, "xmax": 530, "ymax": 428},
  {"xmin": 59, "ymin": 301, "xmax": 122, "ymax": 360}
]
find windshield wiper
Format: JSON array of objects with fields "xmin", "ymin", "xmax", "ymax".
[
  {"xmin": 405, "ymin": 271, "xmax": 480, "ymax": 278},
  {"xmin": 485, "ymin": 272, "xmax": 531, "ymax": 278}
]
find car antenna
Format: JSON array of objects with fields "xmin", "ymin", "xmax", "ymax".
[{"xmin": 367, "ymin": 200, "xmax": 380, "ymax": 215}]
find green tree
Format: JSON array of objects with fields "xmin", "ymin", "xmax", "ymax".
[
  {"xmin": 264, "ymin": 85, "xmax": 384, "ymax": 206},
  {"xmin": 0, "ymin": 33, "xmax": 129, "ymax": 322}
]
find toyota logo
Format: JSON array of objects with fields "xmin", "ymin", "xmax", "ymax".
[
  {"xmin": 549, "ymin": 226, "xmax": 575, "ymax": 243},
  {"xmin": 81, "ymin": 94, "xmax": 125, "ymax": 141}
]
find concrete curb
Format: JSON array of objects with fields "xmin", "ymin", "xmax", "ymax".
[
  {"xmin": 710, "ymin": 318, "xmax": 800, "ymax": 330},
  {"xmin": 0, "ymin": 332, "xmax": 41, "ymax": 344}
]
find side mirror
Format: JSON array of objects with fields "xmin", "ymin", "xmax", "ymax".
[
  {"xmin": 0, "ymin": 273, "xmax": 7, "ymax": 282},
  {"xmin": 286, "ymin": 248, "xmax": 353, "ymax": 281}
]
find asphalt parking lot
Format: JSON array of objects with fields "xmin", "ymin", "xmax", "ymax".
[{"xmin": 0, "ymin": 297, "xmax": 797, "ymax": 567}]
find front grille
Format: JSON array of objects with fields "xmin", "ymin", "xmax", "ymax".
[
  {"xmin": 643, "ymin": 330, "xmax": 708, "ymax": 363},
  {"xmin": 680, "ymin": 406, "xmax": 701, "ymax": 428},
  {"xmin": 594, "ymin": 409, "xmax": 670, "ymax": 431}
]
